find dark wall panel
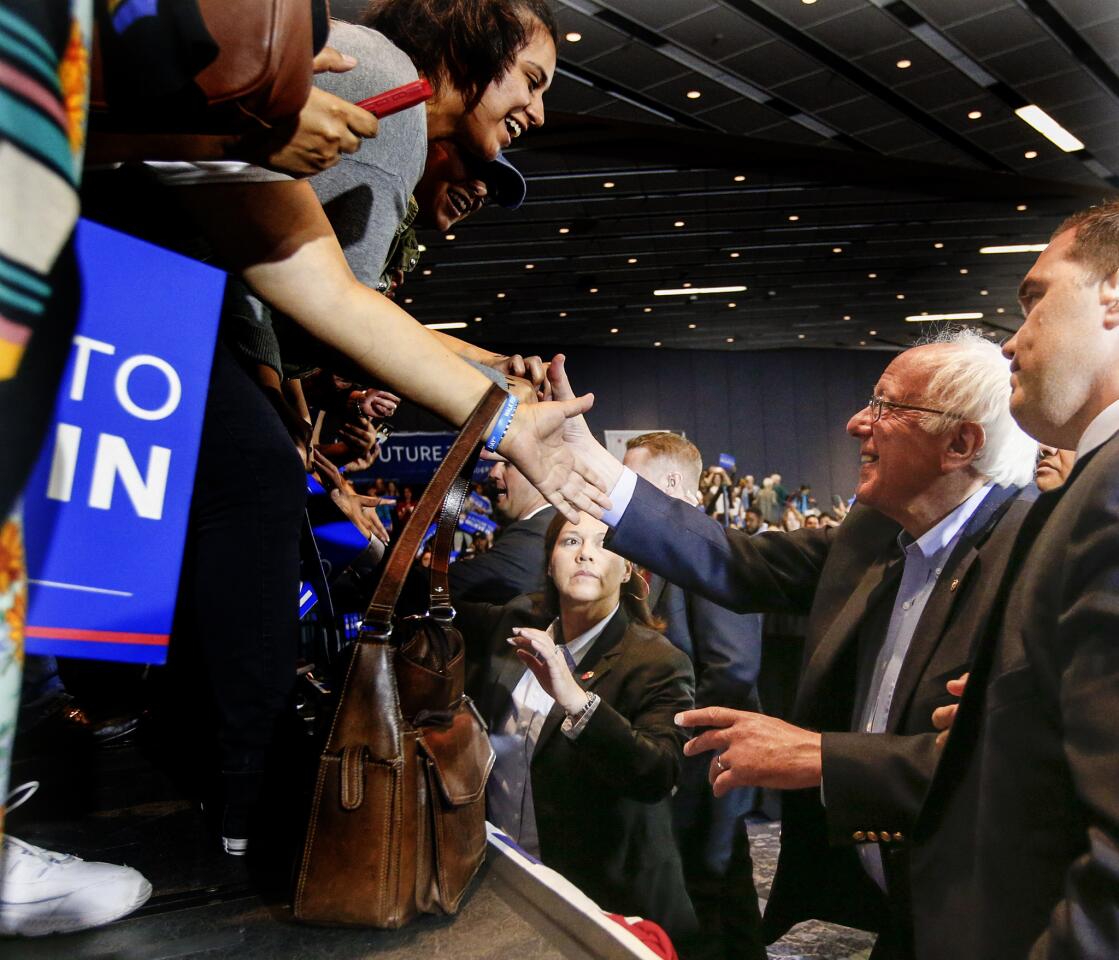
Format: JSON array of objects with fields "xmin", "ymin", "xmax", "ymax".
[{"xmin": 559, "ymin": 347, "xmax": 891, "ymax": 507}]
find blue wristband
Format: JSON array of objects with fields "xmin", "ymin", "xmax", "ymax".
[{"xmin": 484, "ymin": 393, "xmax": 519, "ymax": 453}]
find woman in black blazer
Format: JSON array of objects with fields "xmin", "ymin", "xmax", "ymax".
[{"xmin": 458, "ymin": 511, "xmax": 698, "ymax": 943}]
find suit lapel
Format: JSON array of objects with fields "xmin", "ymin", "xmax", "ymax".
[
  {"xmin": 794, "ymin": 549, "xmax": 903, "ymax": 721},
  {"xmin": 887, "ymin": 484, "xmax": 1019, "ymax": 732},
  {"xmin": 535, "ymin": 607, "xmax": 629, "ymax": 753},
  {"xmin": 647, "ymin": 572, "xmax": 667, "ymax": 612}
]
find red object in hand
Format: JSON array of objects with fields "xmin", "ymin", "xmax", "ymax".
[
  {"xmin": 604, "ymin": 914, "xmax": 678, "ymax": 960},
  {"xmin": 356, "ymin": 78, "xmax": 433, "ymax": 117}
]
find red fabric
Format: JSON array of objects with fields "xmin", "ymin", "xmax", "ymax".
[{"xmin": 604, "ymin": 913, "xmax": 678, "ymax": 960}]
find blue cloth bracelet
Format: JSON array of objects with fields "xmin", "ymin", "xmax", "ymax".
[{"xmin": 484, "ymin": 393, "xmax": 519, "ymax": 453}]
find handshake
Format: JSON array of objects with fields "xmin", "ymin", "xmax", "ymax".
[{"xmin": 488, "ymin": 353, "xmax": 624, "ymax": 525}]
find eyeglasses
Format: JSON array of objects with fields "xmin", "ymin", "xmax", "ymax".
[{"xmin": 866, "ymin": 395, "xmax": 959, "ymax": 423}]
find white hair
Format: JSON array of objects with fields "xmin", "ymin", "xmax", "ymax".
[{"xmin": 917, "ymin": 328, "xmax": 1037, "ymax": 487}]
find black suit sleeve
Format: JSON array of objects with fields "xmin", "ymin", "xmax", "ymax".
[
  {"xmin": 1030, "ymin": 480, "xmax": 1119, "ymax": 960},
  {"xmin": 573, "ymin": 644, "xmax": 695, "ymax": 803},
  {"xmin": 607, "ymin": 475, "xmax": 834, "ymax": 615},
  {"xmin": 685, "ymin": 591, "xmax": 762, "ymax": 711},
  {"xmin": 820, "ymin": 731, "xmax": 940, "ymax": 844}
]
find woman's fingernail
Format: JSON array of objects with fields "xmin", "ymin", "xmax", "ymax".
[{"xmin": 674, "ymin": 713, "xmax": 685, "ymax": 725}]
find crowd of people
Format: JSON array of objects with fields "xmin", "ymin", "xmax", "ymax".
[{"xmin": 2, "ymin": 3, "xmax": 1118, "ymax": 960}]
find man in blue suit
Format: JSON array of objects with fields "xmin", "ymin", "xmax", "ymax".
[{"xmin": 622, "ymin": 431, "xmax": 765, "ymax": 960}]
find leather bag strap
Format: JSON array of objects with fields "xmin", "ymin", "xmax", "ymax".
[{"xmin": 362, "ymin": 385, "xmax": 507, "ymax": 636}]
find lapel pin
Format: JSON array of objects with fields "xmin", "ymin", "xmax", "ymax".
[
  {"xmin": 581, "ymin": 671, "xmax": 594, "ymax": 681},
  {"xmin": 949, "ymin": 578, "xmax": 960, "ymax": 592}
]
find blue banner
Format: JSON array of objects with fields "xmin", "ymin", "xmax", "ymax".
[
  {"xmin": 354, "ymin": 431, "xmax": 492, "ymax": 485},
  {"xmin": 22, "ymin": 220, "xmax": 225, "ymax": 664},
  {"xmin": 459, "ymin": 511, "xmax": 498, "ymax": 536},
  {"xmin": 718, "ymin": 453, "xmax": 737, "ymax": 472}
]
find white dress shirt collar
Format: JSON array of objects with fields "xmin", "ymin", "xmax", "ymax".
[
  {"xmin": 898, "ymin": 482, "xmax": 994, "ymax": 560},
  {"xmin": 1075, "ymin": 397, "xmax": 1119, "ymax": 461}
]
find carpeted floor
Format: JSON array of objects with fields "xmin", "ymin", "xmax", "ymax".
[{"xmin": 747, "ymin": 821, "xmax": 876, "ymax": 960}]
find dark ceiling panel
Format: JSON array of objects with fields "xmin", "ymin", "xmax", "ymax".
[
  {"xmin": 581, "ymin": 41, "xmax": 690, "ymax": 90},
  {"xmin": 721, "ymin": 38, "xmax": 825, "ymax": 88},
  {"xmin": 891, "ymin": 68, "xmax": 989, "ymax": 114},
  {"xmin": 768, "ymin": 71, "xmax": 867, "ymax": 115},
  {"xmin": 909, "ymin": 0, "xmax": 1019, "ymax": 30},
  {"xmin": 982, "ymin": 38, "xmax": 1081, "ymax": 87},
  {"xmin": 1081, "ymin": 20, "xmax": 1119, "ymax": 65},
  {"xmin": 659, "ymin": 4, "xmax": 770, "ymax": 60},
  {"xmin": 597, "ymin": 0, "xmax": 719, "ymax": 31},
  {"xmin": 642, "ymin": 74, "xmax": 740, "ymax": 112},
  {"xmin": 941, "ymin": 5, "xmax": 1049, "ymax": 59},
  {"xmin": 552, "ymin": 11, "xmax": 628, "ymax": 65},
  {"xmin": 1048, "ymin": 0, "xmax": 1117, "ymax": 29},
  {"xmin": 801, "ymin": 6, "xmax": 914, "ymax": 61},
  {"xmin": 1015, "ymin": 69, "xmax": 1111, "ymax": 108},
  {"xmin": 691, "ymin": 98, "xmax": 791, "ymax": 136}
]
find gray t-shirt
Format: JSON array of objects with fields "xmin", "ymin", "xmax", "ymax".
[{"xmin": 310, "ymin": 21, "xmax": 427, "ymax": 287}]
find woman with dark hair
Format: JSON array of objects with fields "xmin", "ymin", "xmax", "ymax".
[{"xmin": 457, "ymin": 512, "xmax": 698, "ymax": 943}]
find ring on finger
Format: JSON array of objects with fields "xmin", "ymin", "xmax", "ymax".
[{"xmin": 714, "ymin": 753, "xmax": 728, "ymax": 773}]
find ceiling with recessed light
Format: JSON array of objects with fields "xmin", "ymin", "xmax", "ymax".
[{"xmin": 331, "ymin": 0, "xmax": 1119, "ymax": 352}]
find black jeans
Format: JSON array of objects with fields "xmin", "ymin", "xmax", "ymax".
[{"xmin": 174, "ymin": 341, "xmax": 307, "ymax": 774}]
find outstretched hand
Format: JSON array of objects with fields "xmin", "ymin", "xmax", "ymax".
[
  {"xmin": 676, "ymin": 706, "xmax": 823, "ymax": 797},
  {"xmin": 507, "ymin": 627, "xmax": 587, "ymax": 714},
  {"xmin": 499, "ymin": 393, "xmax": 614, "ymax": 523}
]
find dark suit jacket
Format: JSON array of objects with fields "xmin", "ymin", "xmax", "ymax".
[
  {"xmin": 458, "ymin": 595, "xmax": 698, "ymax": 941},
  {"xmin": 607, "ymin": 476, "xmax": 1032, "ymax": 944},
  {"xmin": 649, "ymin": 573, "xmax": 763, "ymax": 878},
  {"xmin": 448, "ymin": 507, "xmax": 555, "ymax": 604},
  {"xmin": 913, "ymin": 432, "xmax": 1119, "ymax": 960}
]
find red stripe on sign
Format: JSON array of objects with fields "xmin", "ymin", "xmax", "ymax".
[{"xmin": 25, "ymin": 626, "xmax": 169, "ymax": 646}]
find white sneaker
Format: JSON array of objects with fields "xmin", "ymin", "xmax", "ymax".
[{"xmin": 0, "ymin": 834, "xmax": 152, "ymax": 937}]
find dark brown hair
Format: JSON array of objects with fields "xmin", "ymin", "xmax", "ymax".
[
  {"xmin": 1053, "ymin": 199, "xmax": 1119, "ymax": 281},
  {"xmin": 533, "ymin": 512, "xmax": 663, "ymax": 630},
  {"xmin": 362, "ymin": 0, "xmax": 558, "ymax": 109}
]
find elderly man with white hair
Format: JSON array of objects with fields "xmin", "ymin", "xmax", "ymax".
[{"xmin": 550, "ymin": 328, "xmax": 1038, "ymax": 960}]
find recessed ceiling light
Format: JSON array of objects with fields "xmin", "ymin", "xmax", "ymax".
[
  {"xmin": 559, "ymin": 311, "xmax": 567, "ymax": 317},
  {"xmin": 403, "ymin": 297, "xmax": 413, "ymax": 304},
  {"xmin": 496, "ymin": 292, "xmax": 506, "ymax": 298},
  {"xmin": 733, "ymin": 175, "xmax": 746, "ymax": 182},
  {"xmin": 896, "ymin": 293, "xmax": 905, "ymax": 300},
  {"xmin": 589, "ymin": 287, "xmax": 599, "ymax": 293},
  {"xmin": 565, "ymin": 31, "xmax": 582, "ymax": 42},
  {"xmin": 788, "ymin": 214, "xmax": 800, "ymax": 222},
  {"xmin": 473, "ymin": 316, "xmax": 482, "ymax": 322},
  {"xmin": 686, "ymin": 90, "xmax": 702, "ymax": 100},
  {"xmin": 833, "ymin": 247, "xmax": 843, "ymax": 254},
  {"xmin": 654, "ymin": 341, "xmax": 663, "ymax": 347},
  {"xmin": 726, "ymin": 337, "xmax": 735, "ymax": 343},
  {"xmin": 674, "ymin": 220, "xmax": 685, "ymax": 227},
  {"xmin": 1015, "ymin": 104, "xmax": 1085, "ymax": 152},
  {"xmin": 980, "ymin": 244, "xmax": 1048, "ymax": 254},
  {"xmin": 980, "ymin": 289, "xmax": 989, "ymax": 296},
  {"xmin": 843, "ymin": 314, "xmax": 851, "ymax": 320},
  {"xmin": 610, "ymin": 327, "xmax": 619, "ymax": 334},
  {"xmin": 559, "ymin": 226, "xmax": 570, "ymax": 234},
  {"xmin": 906, "ymin": 312, "xmax": 984, "ymax": 322},
  {"xmin": 859, "ymin": 340, "xmax": 866, "ymax": 346},
  {"xmin": 797, "ymin": 333, "xmax": 807, "ymax": 339},
  {"xmin": 869, "ymin": 329, "xmax": 878, "ymax": 335},
  {"xmin": 603, "ymin": 181, "xmax": 616, "ymax": 188},
  {"xmin": 423, "ymin": 322, "xmax": 467, "ymax": 330},
  {"xmin": 868, "ymin": 272, "xmax": 877, "ymax": 278},
  {"xmin": 959, "ymin": 268, "xmax": 969, "ymax": 274},
  {"xmin": 627, "ymin": 257, "xmax": 638, "ymax": 264},
  {"xmin": 643, "ymin": 307, "xmax": 652, "ymax": 313},
  {"xmin": 730, "ymin": 252, "xmax": 741, "ymax": 258},
  {"xmin": 967, "ymin": 110, "xmax": 983, "ymax": 120},
  {"xmin": 896, "ymin": 59, "xmax": 912, "ymax": 69},
  {"xmin": 996, "ymin": 307, "xmax": 1006, "ymax": 314},
  {"xmin": 525, "ymin": 263, "xmax": 535, "ymax": 270},
  {"xmin": 1024, "ymin": 150, "xmax": 1038, "ymax": 159},
  {"xmin": 934, "ymin": 242, "xmax": 944, "ymax": 249},
  {"xmin": 417, "ymin": 243, "xmax": 427, "ymax": 253},
  {"xmin": 445, "ymin": 233, "xmax": 455, "ymax": 240},
  {"xmin": 654, "ymin": 285, "xmax": 747, "ymax": 296},
  {"xmin": 422, "ymin": 269, "xmax": 432, "ymax": 276},
  {"xmin": 802, "ymin": 0, "xmax": 817, "ymax": 5},
  {"xmin": 727, "ymin": 302, "xmax": 737, "ymax": 308},
  {"xmin": 688, "ymin": 323, "xmax": 697, "ymax": 329},
  {"xmin": 682, "ymin": 282, "xmax": 692, "ymax": 288}
]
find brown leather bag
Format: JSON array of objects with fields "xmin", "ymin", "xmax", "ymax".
[
  {"xmin": 90, "ymin": 0, "xmax": 314, "ymax": 132},
  {"xmin": 294, "ymin": 386, "xmax": 504, "ymax": 927}
]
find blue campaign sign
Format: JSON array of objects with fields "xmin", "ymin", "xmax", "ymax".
[
  {"xmin": 354, "ymin": 431, "xmax": 491, "ymax": 484},
  {"xmin": 459, "ymin": 512, "xmax": 498, "ymax": 536},
  {"xmin": 22, "ymin": 219, "xmax": 225, "ymax": 664},
  {"xmin": 718, "ymin": 453, "xmax": 737, "ymax": 472}
]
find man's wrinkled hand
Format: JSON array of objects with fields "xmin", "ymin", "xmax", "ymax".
[
  {"xmin": 933, "ymin": 672, "xmax": 968, "ymax": 749},
  {"xmin": 499, "ymin": 394, "xmax": 613, "ymax": 523},
  {"xmin": 676, "ymin": 706, "xmax": 823, "ymax": 796}
]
